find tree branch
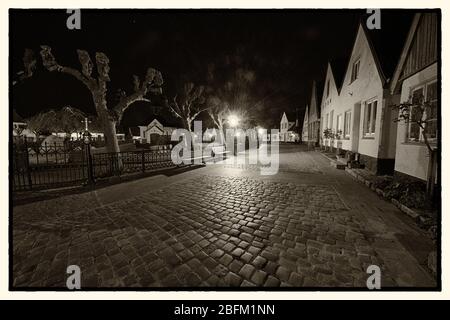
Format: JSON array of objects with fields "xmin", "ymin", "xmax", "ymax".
[
  {"xmin": 40, "ymin": 45, "xmax": 97, "ymax": 91},
  {"xmin": 113, "ymin": 92, "xmax": 151, "ymax": 121},
  {"xmin": 112, "ymin": 68, "xmax": 163, "ymax": 121}
]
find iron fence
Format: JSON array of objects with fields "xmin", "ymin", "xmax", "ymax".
[
  {"xmin": 12, "ymin": 138, "xmax": 227, "ymax": 192},
  {"xmin": 12, "ymin": 140, "xmax": 88, "ymax": 191}
]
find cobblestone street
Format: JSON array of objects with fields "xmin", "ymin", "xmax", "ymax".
[{"xmin": 12, "ymin": 145, "xmax": 436, "ymax": 288}]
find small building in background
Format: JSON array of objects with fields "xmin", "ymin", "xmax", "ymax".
[
  {"xmin": 306, "ymin": 81, "xmax": 322, "ymax": 147},
  {"xmin": 12, "ymin": 109, "xmax": 36, "ymax": 142},
  {"xmin": 320, "ymin": 58, "xmax": 347, "ymax": 149},
  {"xmin": 279, "ymin": 112, "xmax": 299, "ymax": 142},
  {"xmin": 301, "ymin": 105, "xmax": 309, "ymax": 143},
  {"xmin": 131, "ymin": 118, "xmax": 177, "ymax": 144}
]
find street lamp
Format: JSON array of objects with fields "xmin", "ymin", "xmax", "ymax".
[{"xmin": 227, "ymin": 114, "xmax": 240, "ymax": 128}]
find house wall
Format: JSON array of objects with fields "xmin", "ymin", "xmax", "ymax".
[
  {"xmin": 320, "ymin": 64, "xmax": 340, "ymax": 148},
  {"xmin": 338, "ymin": 25, "xmax": 385, "ymax": 160},
  {"xmin": 280, "ymin": 113, "xmax": 288, "ymax": 142},
  {"xmin": 138, "ymin": 126, "xmax": 147, "ymax": 139},
  {"xmin": 318, "ymin": 24, "xmax": 401, "ymax": 174},
  {"xmin": 394, "ymin": 62, "xmax": 437, "ymax": 181},
  {"xmin": 301, "ymin": 108, "xmax": 308, "ymax": 142}
]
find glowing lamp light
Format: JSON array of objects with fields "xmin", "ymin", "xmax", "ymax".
[
  {"xmin": 227, "ymin": 114, "xmax": 240, "ymax": 127},
  {"xmin": 258, "ymin": 128, "xmax": 265, "ymax": 135}
]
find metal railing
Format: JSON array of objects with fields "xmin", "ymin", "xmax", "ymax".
[{"xmin": 12, "ymin": 138, "xmax": 227, "ymax": 192}]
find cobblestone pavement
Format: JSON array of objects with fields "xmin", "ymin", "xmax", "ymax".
[{"xmin": 12, "ymin": 145, "xmax": 436, "ymax": 288}]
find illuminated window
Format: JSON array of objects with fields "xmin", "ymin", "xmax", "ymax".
[
  {"xmin": 363, "ymin": 100, "xmax": 377, "ymax": 137},
  {"xmin": 344, "ymin": 110, "xmax": 351, "ymax": 138},
  {"xmin": 407, "ymin": 80, "xmax": 438, "ymax": 143},
  {"xmin": 351, "ymin": 59, "xmax": 360, "ymax": 82}
]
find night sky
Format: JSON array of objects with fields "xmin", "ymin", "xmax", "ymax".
[{"xmin": 10, "ymin": 9, "xmax": 416, "ymax": 130}]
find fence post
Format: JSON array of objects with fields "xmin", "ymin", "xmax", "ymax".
[
  {"xmin": 24, "ymin": 137, "xmax": 32, "ymax": 190},
  {"xmin": 141, "ymin": 149, "xmax": 145, "ymax": 173}
]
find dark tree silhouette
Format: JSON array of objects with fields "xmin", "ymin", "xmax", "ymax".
[{"xmin": 39, "ymin": 45, "xmax": 163, "ymax": 153}]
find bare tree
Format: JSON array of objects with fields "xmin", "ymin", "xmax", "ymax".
[
  {"xmin": 207, "ymin": 96, "xmax": 229, "ymax": 143},
  {"xmin": 205, "ymin": 65, "xmax": 258, "ymax": 131},
  {"xmin": 168, "ymin": 82, "xmax": 208, "ymax": 133},
  {"xmin": 26, "ymin": 110, "xmax": 58, "ymax": 137},
  {"xmin": 53, "ymin": 106, "xmax": 86, "ymax": 139},
  {"xmin": 39, "ymin": 45, "xmax": 163, "ymax": 153},
  {"xmin": 393, "ymin": 93, "xmax": 438, "ymax": 197},
  {"xmin": 12, "ymin": 48, "xmax": 37, "ymax": 86}
]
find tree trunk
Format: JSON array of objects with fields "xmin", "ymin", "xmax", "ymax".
[
  {"xmin": 426, "ymin": 149, "xmax": 437, "ymax": 200},
  {"xmin": 102, "ymin": 118, "xmax": 120, "ymax": 153},
  {"xmin": 93, "ymin": 92, "xmax": 120, "ymax": 154}
]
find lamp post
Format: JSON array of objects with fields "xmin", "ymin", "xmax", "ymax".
[
  {"xmin": 226, "ymin": 114, "xmax": 241, "ymax": 156},
  {"xmin": 83, "ymin": 124, "xmax": 95, "ymax": 185}
]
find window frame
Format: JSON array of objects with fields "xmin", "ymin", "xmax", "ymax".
[
  {"xmin": 351, "ymin": 59, "xmax": 360, "ymax": 83},
  {"xmin": 329, "ymin": 110, "xmax": 334, "ymax": 131},
  {"xmin": 336, "ymin": 114, "xmax": 343, "ymax": 138},
  {"xmin": 363, "ymin": 99, "xmax": 378, "ymax": 138},
  {"xmin": 344, "ymin": 110, "xmax": 352, "ymax": 139},
  {"xmin": 406, "ymin": 79, "xmax": 438, "ymax": 144}
]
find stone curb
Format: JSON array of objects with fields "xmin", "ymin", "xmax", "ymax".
[
  {"xmin": 343, "ymin": 166, "xmax": 437, "ymax": 276},
  {"xmin": 343, "ymin": 167, "xmax": 434, "ymax": 226}
]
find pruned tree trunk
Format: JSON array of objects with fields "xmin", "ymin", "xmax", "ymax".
[
  {"xmin": 99, "ymin": 113, "xmax": 119, "ymax": 153},
  {"xmin": 39, "ymin": 46, "xmax": 163, "ymax": 155},
  {"xmin": 421, "ymin": 127, "xmax": 437, "ymax": 200},
  {"xmin": 427, "ymin": 149, "xmax": 437, "ymax": 201}
]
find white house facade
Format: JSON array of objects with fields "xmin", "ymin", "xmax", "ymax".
[
  {"xmin": 306, "ymin": 81, "xmax": 321, "ymax": 147},
  {"xmin": 390, "ymin": 13, "xmax": 438, "ymax": 182},
  {"xmin": 135, "ymin": 118, "xmax": 177, "ymax": 143},
  {"xmin": 320, "ymin": 62, "xmax": 343, "ymax": 149},
  {"xmin": 279, "ymin": 112, "xmax": 298, "ymax": 142},
  {"xmin": 301, "ymin": 105, "xmax": 309, "ymax": 142},
  {"xmin": 318, "ymin": 22, "xmax": 402, "ymax": 174}
]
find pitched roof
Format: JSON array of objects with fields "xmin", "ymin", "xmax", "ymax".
[
  {"xmin": 308, "ymin": 80, "xmax": 322, "ymax": 120},
  {"xmin": 148, "ymin": 116, "xmax": 179, "ymax": 128},
  {"xmin": 390, "ymin": 13, "xmax": 438, "ymax": 94},
  {"xmin": 281, "ymin": 110, "xmax": 297, "ymax": 123},
  {"xmin": 361, "ymin": 12, "xmax": 415, "ymax": 85},
  {"xmin": 287, "ymin": 121, "xmax": 296, "ymax": 130},
  {"xmin": 303, "ymin": 105, "xmax": 309, "ymax": 123},
  {"xmin": 122, "ymin": 104, "xmax": 181, "ymax": 132}
]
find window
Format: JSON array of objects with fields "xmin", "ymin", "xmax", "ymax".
[
  {"xmin": 351, "ymin": 59, "xmax": 360, "ymax": 82},
  {"xmin": 407, "ymin": 80, "xmax": 438, "ymax": 143},
  {"xmin": 336, "ymin": 114, "xmax": 343, "ymax": 137},
  {"xmin": 326, "ymin": 79, "xmax": 330, "ymax": 97},
  {"xmin": 425, "ymin": 81, "xmax": 438, "ymax": 141},
  {"xmin": 344, "ymin": 110, "xmax": 351, "ymax": 138},
  {"xmin": 363, "ymin": 100, "xmax": 377, "ymax": 137},
  {"xmin": 325, "ymin": 113, "xmax": 329, "ymax": 130},
  {"xmin": 330, "ymin": 110, "xmax": 334, "ymax": 130}
]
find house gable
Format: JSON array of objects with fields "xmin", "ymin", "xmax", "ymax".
[
  {"xmin": 147, "ymin": 119, "xmax": 164, "ymax": 130},
  {"xmin": 301, "ymin": 105, "xmax": 309, "ymax": 140},
  {"xmin": 339, "ymin": 24, "xmax": 384, "ymax": 92},
  {"xmin": 320, "ymin": 63, "xmax": 340, "ymax": 114},
  {"xmin": 390, "ymin": 13, "xmax": 438, "ymax": 94},
  {"xmin": 280, "ymin": 112, "xmax": 289, "ymax": 133},
  {"xmin": 309, "ymin": 81, "xmax": 320, "ymax": 122},
  {"xmin": 281, "ymin": 112, "xmax": 288, "ymax": 125},
  {"xmin": 302, "ymin": 105, "xmax": 309, "ymax": 126}
]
